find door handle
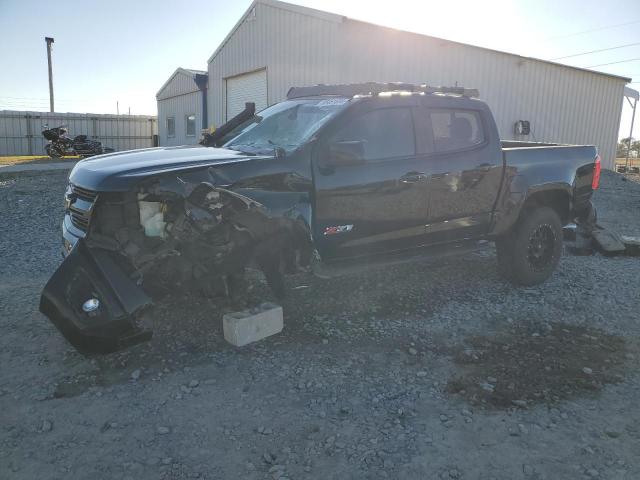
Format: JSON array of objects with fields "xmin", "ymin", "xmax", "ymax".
[{"xmin": 399, "ymin": 172, "xmax": 428, "ymax": 184}]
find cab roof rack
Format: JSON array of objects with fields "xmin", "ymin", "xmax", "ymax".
[{"xmin": 286, "ymin": 82, "xmax": 479, "ymax": 99}]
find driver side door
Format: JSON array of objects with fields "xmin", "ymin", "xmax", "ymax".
[{"xmin": 312, "ymin": 101, "xmax": 431, "ymax": 261}]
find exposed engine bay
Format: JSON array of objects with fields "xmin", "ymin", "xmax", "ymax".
[{"xmin": 90, "ymin": 179, "xmax": 312, "ymax": 301}]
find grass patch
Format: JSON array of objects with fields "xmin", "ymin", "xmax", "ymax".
[{"xmin": 0, "ymin": 155, "xmax": 79, "ymax": 166}]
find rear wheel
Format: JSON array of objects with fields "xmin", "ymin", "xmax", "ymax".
[{"xmin": 495, "ymin": 206, "xmax": 563, "ymax": 286}]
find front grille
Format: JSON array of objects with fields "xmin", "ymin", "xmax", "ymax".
[
  {"xmin": 70, "ymin": 206, "xmax": 91, "ymax": 230},
  {"xmin": 67, "ymin": 184, "xmax": 98, "ymax": 232},
  {"xmin": 71, "ymin": 184, "xmax": 98, "ymax": 202}
]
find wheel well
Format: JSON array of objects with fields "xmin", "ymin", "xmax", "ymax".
[{"xmin": 522, "ymin": 190, "xmax": 572, "ymax": 225}]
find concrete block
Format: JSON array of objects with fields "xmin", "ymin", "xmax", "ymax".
[{"xmin": 223, "ymin": 303, "xmax": 283, "ymax": 347}]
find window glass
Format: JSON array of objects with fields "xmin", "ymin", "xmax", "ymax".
[
  {"xmin": 429, "ymin": 109, "xmax": 484, "ymax": 152},
  {"xmin": 186, "ymin": 114, "xmax": 196, "ymax": 137},
  {"xmin": 224, "ymin": 97, "xmax": 349, "ymax": 154},
  {"xmin": 167, "ymin": 117, "xmax": 175, "ymax": 138},
  {"xmin": 332, "ymin": 108, "xmax": 415, "ymax": 160}
]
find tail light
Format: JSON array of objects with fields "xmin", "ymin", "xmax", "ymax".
[{"xmin": 592, "ymin": 154, "xmax": 601, "ymax": 190}]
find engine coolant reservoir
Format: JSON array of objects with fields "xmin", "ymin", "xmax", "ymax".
[{"xmin": 139, "ymin": 200, "xmax": 166, "ymax": 238}]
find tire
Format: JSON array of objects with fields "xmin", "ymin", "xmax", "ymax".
[
  {"xmin": 495, "ymin": 206, "xmax": 563, "ymax": 286},
  {"xmin": 45, "ymin": 144, "xmax": 62, "ymax": 158}
]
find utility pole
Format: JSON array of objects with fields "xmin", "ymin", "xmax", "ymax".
[
  {"xmin": 45, "ymin": 37, "xmax": 55, "ymax": 112},
  {"xmin": 116, "ymin": 101, "xmax": 119, "ymax": 115}
]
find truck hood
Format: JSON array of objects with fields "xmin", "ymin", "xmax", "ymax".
[{"xmin": 69, "ymin": 145, "xmax": 267, "ymax": 191}]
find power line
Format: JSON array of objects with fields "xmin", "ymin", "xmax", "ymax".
[
  {"xmin": 585, "ymin": 58, "xmax": 640, "ymax": 68},
  {"xmin": 546, "ymin": 19, "xmax": 640, "ymax": 40},
  {"xmin": 551, "ymin": 42, "xmax": 640, "ymax": 60}
]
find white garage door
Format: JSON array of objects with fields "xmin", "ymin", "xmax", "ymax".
[{"xmin": 226, "ymin": 69, "xmax": 268, "ymax": 121}]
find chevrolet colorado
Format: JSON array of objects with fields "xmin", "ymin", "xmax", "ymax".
[{"xmin": 40, "ymin": 83, "xmax": 601, "ymax": 354}]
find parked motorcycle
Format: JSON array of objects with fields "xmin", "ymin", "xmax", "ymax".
[{"xmin": 42, "ymin": 124, "xmax": 114, "ymax": 158}]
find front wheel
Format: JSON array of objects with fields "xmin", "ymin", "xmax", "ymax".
[
  {"xmin": 495, "ymin": 206, "xmax": 563, "ymax": 286},
  {"xmin": 45, "ymin": 144, "xmax": 61, "ymax": 158}
]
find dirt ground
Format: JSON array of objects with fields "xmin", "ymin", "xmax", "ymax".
[{"xmin": 1, "ymin": 170, "xmax": 639, "ymax": 480}]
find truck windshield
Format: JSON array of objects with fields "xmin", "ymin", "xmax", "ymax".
[{"xmin": 224, "ymin": 97, "xmax": 350, "ymax": 154}]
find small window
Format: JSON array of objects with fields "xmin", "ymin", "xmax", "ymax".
[
  {"xmin": 332, "ymin": 108, "xmax": 415, "ymax": 161},
  {"xmin": 186, "ymin": 114, "xmax": 196, "ymax": 137},
  {"xmin": 429, "ymin": 109, "xmax": 484, "ymax": 153},
  {"xmin": 166, "ymin": 117, "xmax": 175, "ymax": 138}
]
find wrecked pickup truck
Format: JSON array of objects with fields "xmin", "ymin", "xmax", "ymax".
[{"xmin": 40, "ymin": 82, "xmax": 601, "ymax": 354}]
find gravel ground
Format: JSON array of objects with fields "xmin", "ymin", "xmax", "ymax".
[{"xmin": 1, "ymin": 170, "xmax": 639, "ymax": 480}]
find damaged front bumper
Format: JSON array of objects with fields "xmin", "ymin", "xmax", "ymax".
[{"xmin": 40, "ymin": 239, "xmax": 152, "ymax": 354}]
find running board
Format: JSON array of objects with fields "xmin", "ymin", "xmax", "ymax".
[{"xmin": 313, "ymin": 240, "xmax": 491, "ymax": 279}]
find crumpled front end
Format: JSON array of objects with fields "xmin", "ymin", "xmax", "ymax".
[
  {"xmin": 41, "ymin": 176, "xmax": 312, "ymax": 354},
  {"xmin": 40, "ymin": 239, "xmax": 152, "ymax": 354}
]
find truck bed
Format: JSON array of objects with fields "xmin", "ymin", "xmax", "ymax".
[{"xmin": 500, "ymin": 141, "xmax": 598, "ymax": 214}]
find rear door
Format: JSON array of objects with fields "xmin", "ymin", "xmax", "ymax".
[
  {"xmin": 416, "ymin": 103, "xmax": 503, "ymax": 243},
  {"xmin": 312, "ymin": 99, "xmax": 431, "ymax": 260}
]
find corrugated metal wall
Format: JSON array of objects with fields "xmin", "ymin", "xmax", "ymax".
[
  {"xmin": 207, "ymin": 0, "xmax": 626, "ymax": 169},
  {"xmin": 157, "ymin": 91, "xmax": 202, "ymax": 146},
  {"xmin": 0, "ymin": 111, "xmax": 157, "ymax": 156},
  {"xmin": 157, "ymin": 71, "xmax": 205, "ymax": 146},
  {"xmin": 208, "ymin": 2, "xmax": 340, "ymax": 126},
  {"xmin": 157, "ymin": 71, "xmax": 201, "ymax": 100}
]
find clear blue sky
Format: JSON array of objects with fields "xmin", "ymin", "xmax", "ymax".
[{"xmin": 0, "ymin": 0, "xmax": 638, "ymax": 139}]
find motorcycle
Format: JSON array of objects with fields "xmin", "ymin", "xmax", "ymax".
[{"xmin": 42, "ymin": 124, "xmax": 114, "ymax": 158}]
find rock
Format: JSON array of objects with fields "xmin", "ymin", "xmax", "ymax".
[
  {"xmin": 586, "ymin": 468, "xmax": 599, "ymax": 477},
  {"xmin": 408, "ymin": 347, "xmax": 418, "ymax": 355},
  {"xmin": 269, "ymin": 464, "xmax": 285, "ymax": 473},
  {"xmin": 604, "ymin": 429, "xmax": 621, "ymax": 438},
  {"xmin": 480, "ymin": 382, "xmax": 495, "ymax": 393},
  {"xmin": 41, "ymin": 420, "xmax": 53, "ymax": 432},
  {"xmin": 461, "ymin": 409, "xmax": 473, "ymax": 417},
  {"xmin": 583, "ymin": 367, "xmax": 593, "ymax": 375},
  {"xmin": 448, "ymin": 468, "xmax": 461, "ymax": 479},
  {"xmin": 416, "ymin": 371, "xmax": 428, "ymax": 377},
  {"xmin": 188, "ymin": 380, "xmax": 199, "ymax": 388},
  {"xmin": 512, "ymin": 399, "xmax": 528, "ymax": 407},
  {"xmin": 522, "ymin": 464, "xmax": 535, "ymax": 475},
  {"xmin": 157, "ymin": 426, "xmax": 170, "ymax": 435},
  {"xmin": 439, "ymin": 414, "xmax": 448, "ymax": 422},
  {"xmin": 263, "ymin": 452, "xmax": 275, "ymax": 464},
  {"xmin": 130, "ymin": 369, "xmax": 141, "ymax": 381},
  {"xmin": 322, "ymin": 339, "xmax": 329, "ymax": 345}
]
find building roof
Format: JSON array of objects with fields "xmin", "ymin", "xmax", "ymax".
[
  {"xmin": 156, "ymin": 68, "xmax": 208, "ymax": 99},
  {"xmin": 207, "ymin": 0, "xmax": 631, "ymax": 83}
]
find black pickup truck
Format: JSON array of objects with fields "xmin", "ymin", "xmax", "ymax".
[{"xmin": 40, "ymin": 83, "xmax": 601, "ymax": 354}]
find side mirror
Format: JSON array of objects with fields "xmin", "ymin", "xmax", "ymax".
[{"xmin": 326, "ymin": 140, "xmax": 365, "ymax": 166}]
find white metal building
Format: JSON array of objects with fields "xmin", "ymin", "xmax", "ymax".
[
  {"xmin": 156, "ymin": 68, "xmax": 208, "ymax": 146},
  {"xmin": 159, "ymin": 0, "xmax": 631, "ymax": 169}
]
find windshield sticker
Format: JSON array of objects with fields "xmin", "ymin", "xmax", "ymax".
[{"xmin": 316, "ymin": 98, "xmax": 349, "ymax": 107}]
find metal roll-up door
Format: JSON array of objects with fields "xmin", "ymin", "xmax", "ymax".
[{"xmin": 225, "ymin": 69, "xmax": 268, "ymax": 121}]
